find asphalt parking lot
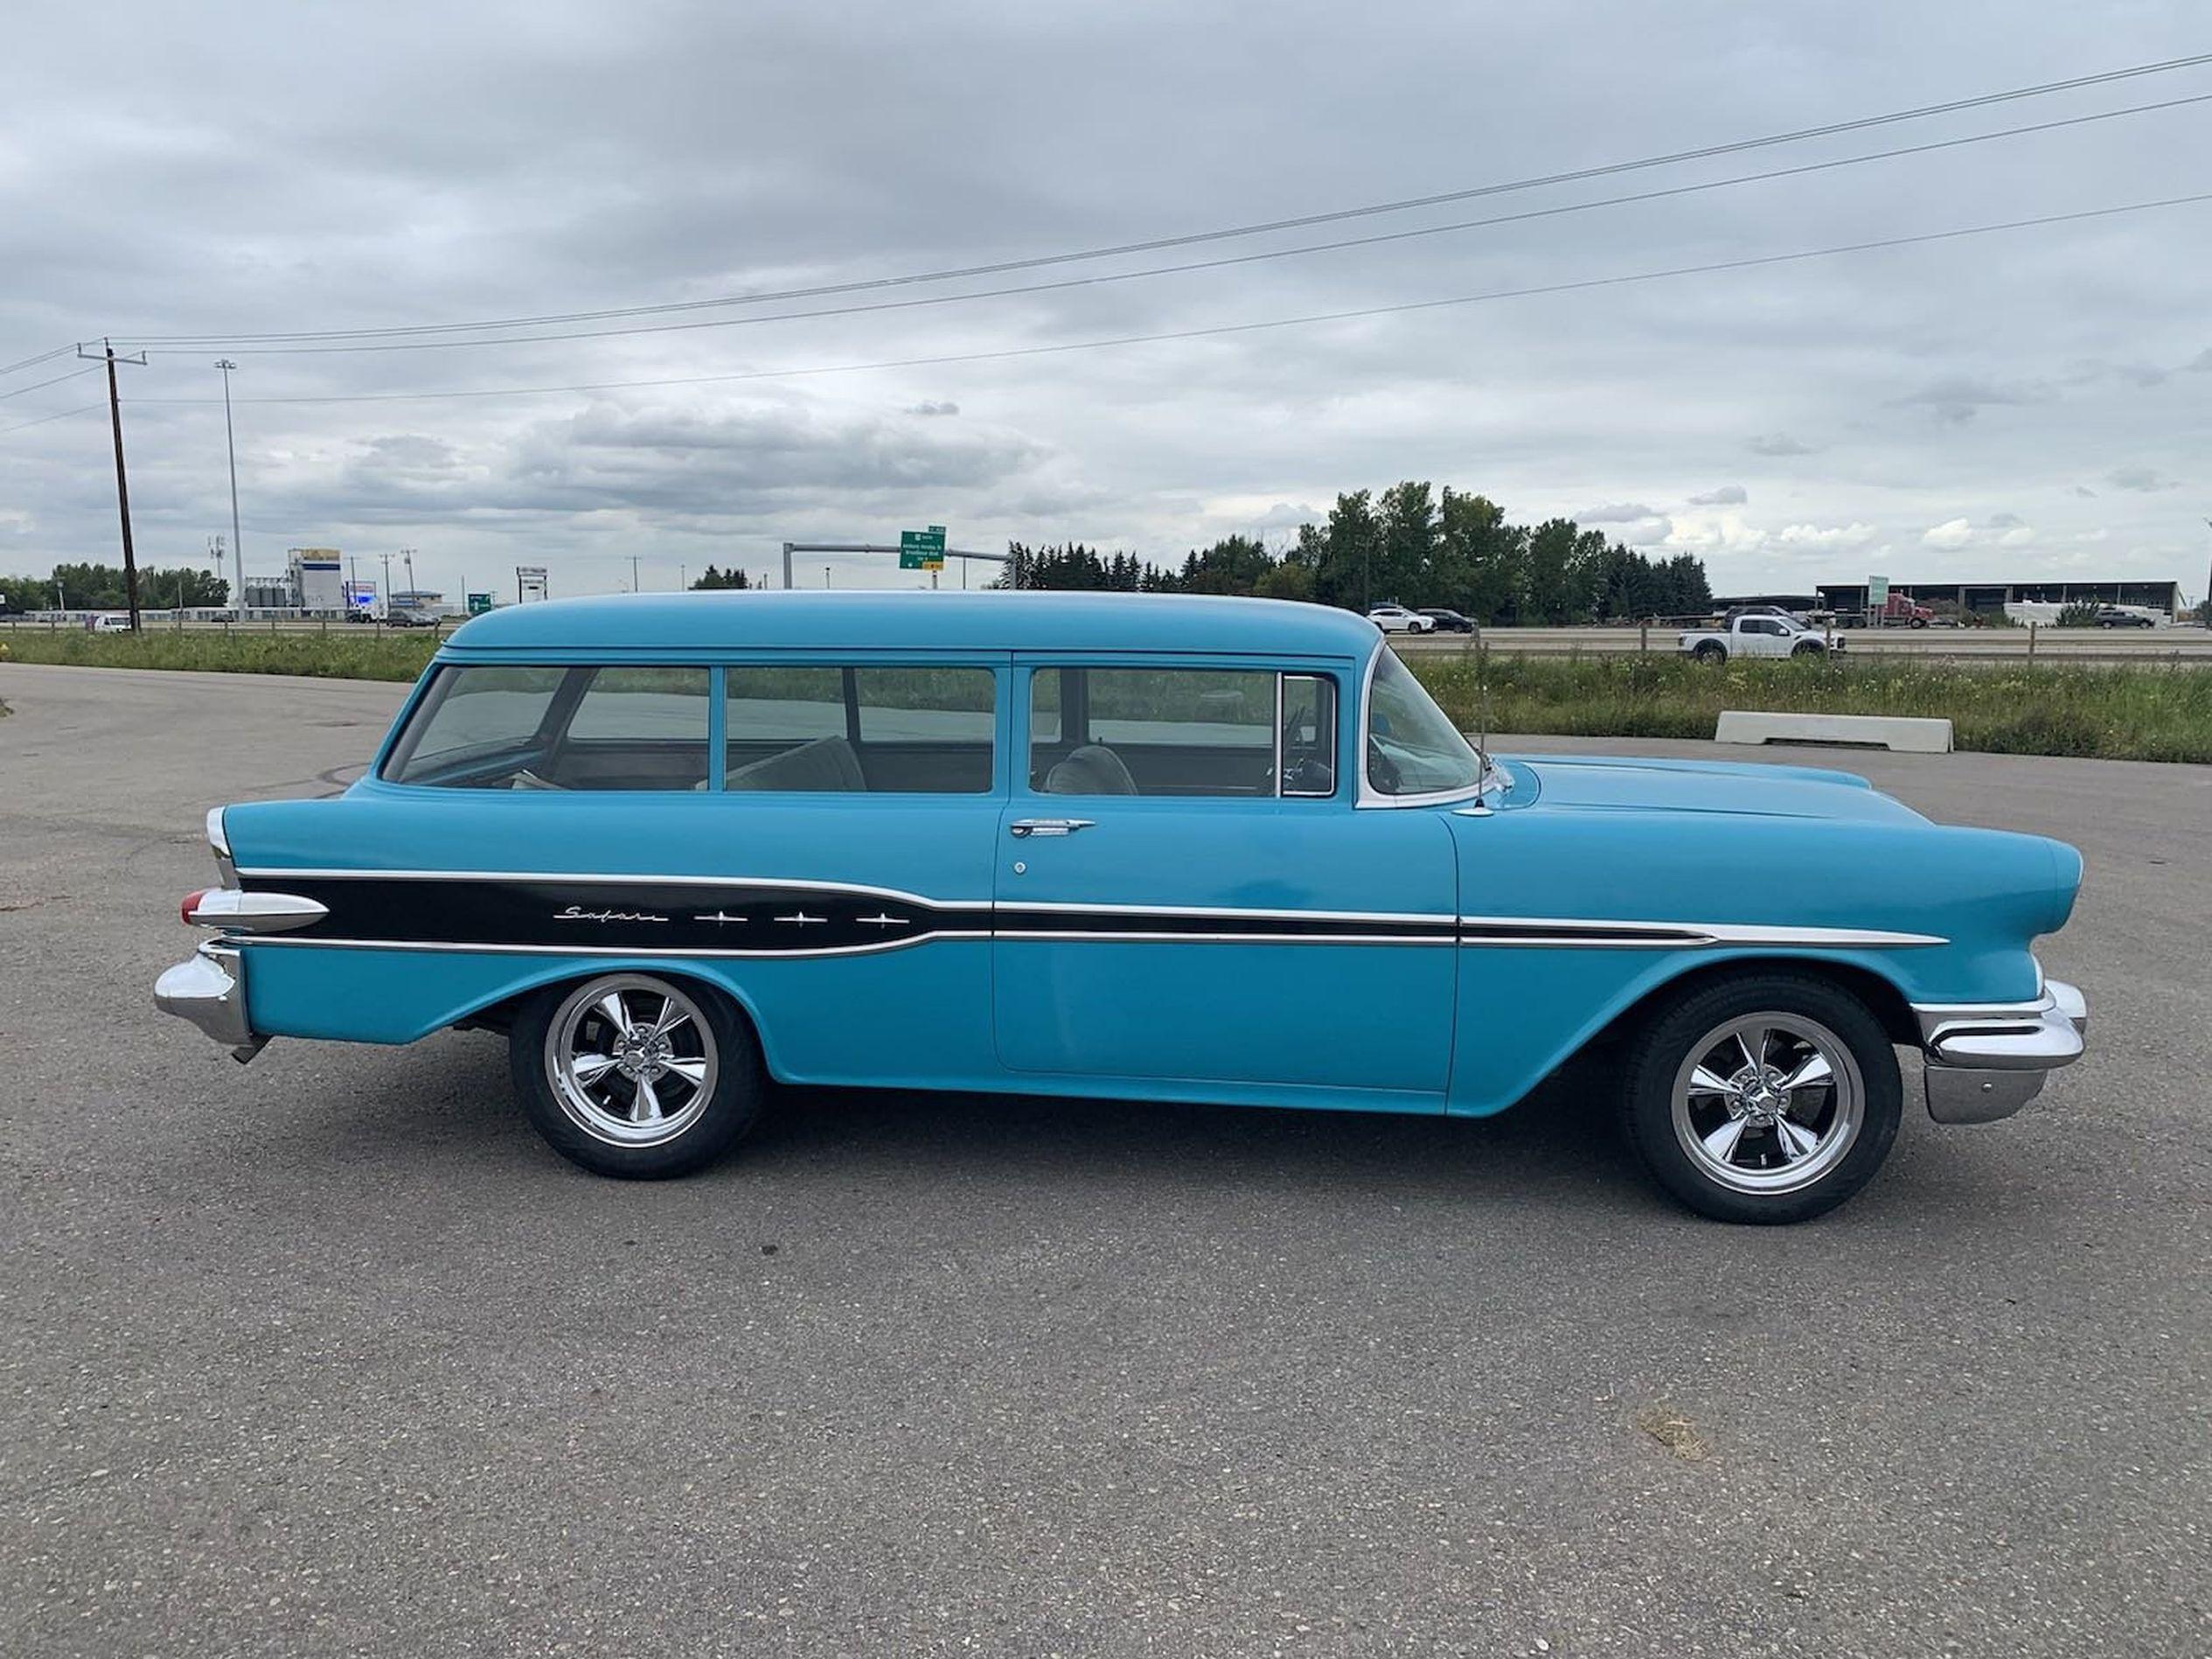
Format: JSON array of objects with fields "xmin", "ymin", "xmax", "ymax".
[{"xmin": 3, "ymin": 663, "xmax": 2207, "ymax": 1657}]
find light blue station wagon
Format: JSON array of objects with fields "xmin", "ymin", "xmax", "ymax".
[{"xmin": 156, "ymin": 591, "xmax": 2089, "ymax": 1222}]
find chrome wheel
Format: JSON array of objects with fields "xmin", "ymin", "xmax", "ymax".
[
  {"xmin": 1670, "ymin": 1012, "xmax": 1863, "ymax": 1195},
  {"xmin": 543, "ymin": 974, "xmax": 719, "ymax": 1148}
]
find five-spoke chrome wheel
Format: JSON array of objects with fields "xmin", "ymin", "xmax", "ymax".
[
  {"xmin": 544, "ymin": 974, "xmax": 720, "ymax": 1147},
  {"xmin": 1669, "ymin": 1012, "xmax": 1863, "ymax": 1195}
]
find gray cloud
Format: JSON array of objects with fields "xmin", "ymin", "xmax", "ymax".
[
  {"xmin": 1687, "ymin": 484, "xmax": 1747, "ymax": 506},
  {"xmin": 1892, "ymin": 375, "xmax": 2044, "ymax": 426},
  {"xmin": 1985, "ymin": 512, "xmax": 2025, "ymax": 528},
  {"xmin": 1575, "ymin": 501, "xmax": 1663, "ymax": 524},
  {"xmin": 905, "ymin": 401, "xmax": 960, "ymax": 416},
  {"xmin": 2105, "ymin": 465, "xmax": 2180, "ymax": 493},
  {"xmin": 1745, "ymin": 434, "xmax": 1815, "ymax": 457}
]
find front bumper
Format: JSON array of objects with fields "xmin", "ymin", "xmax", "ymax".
[
  {"xmin": 1914, "ymin": 979, "xmax": 2087, "ymax": 1124},
  {"xmin": 153, "ymin": 941, "xmax": 267, "ymax": 1063}
]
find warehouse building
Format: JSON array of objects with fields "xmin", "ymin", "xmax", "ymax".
[{"xmin": 1817, "ymin": 577, "xmax": 2183, "ymax": 617}]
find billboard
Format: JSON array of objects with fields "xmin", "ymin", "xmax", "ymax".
[{"xmin": 517, "ymin": 566, "xmax": 549, "ymax": 603}]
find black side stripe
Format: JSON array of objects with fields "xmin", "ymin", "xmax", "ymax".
[{"xmin": 232, "ymin": 873, "xmax": 1938, "ymax": 953}]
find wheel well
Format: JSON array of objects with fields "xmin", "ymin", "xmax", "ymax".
[
  {"xmin": 450, "ymin": 968, "xmax": 769, "ymax": 1053},
  {"xmin": 1593, "ymin": 958, "xmax": 1921, "ymax": 1053}
]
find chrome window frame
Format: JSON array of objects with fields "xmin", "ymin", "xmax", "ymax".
[{"xmin": 1354, "ymin": 642, "xmax": 1490, "ymax": 810}]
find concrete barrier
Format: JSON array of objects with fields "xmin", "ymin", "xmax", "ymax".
[{"xmin": 1715, "ymin": 710, "xmax": 1952, "ymax": 753}]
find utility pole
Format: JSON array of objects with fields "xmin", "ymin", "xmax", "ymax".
[
  {"xmin": 81, "ymin": 339, "xmax": 147, "ymax": 629},
  {"xmin": 679, "ymin": 563, "xmax": 686, "ymax": 592},
  {"xmin": 379, "ymin": 552, "xmax": 393, "ymax": 624},
  {"xmin": 216, "ymin": 359, "xmax": 244, "ymax": 609},
  {"xmin": 824, "ymin": 565, "xmax": 831, "ymax": 589},
  {"xmin": 630, "ymin": 554, "xmax": 641, "ymax": 593},
  {"xmin": 401, "ymin": 547, "xmax": 417, "ymax": 608},
  {"xmin": 2202, "ymin": 519, "xmax": 2211, "ymax": 629}
]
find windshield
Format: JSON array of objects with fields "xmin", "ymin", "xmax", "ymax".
[{"xmin": 1365, "ymin": 649, "xmax": 1483, "ymax": 798}]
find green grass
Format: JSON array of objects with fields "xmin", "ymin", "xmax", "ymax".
[
  {"xmin": 1409, "ymin": 652, "xmax": 2212, "ymax": 764},
  {"xmin": 0, "ymin": 626, "xmax": 440, "ymax": 681},
  {"xmin": 5, "ymin": 626, "xmax": 2210, "ymax": 763}
]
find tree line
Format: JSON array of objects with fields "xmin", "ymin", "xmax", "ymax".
[
  {"xmin": 993, "ymin": 482, "xmax": 1711, "ymax": 623},
  {"xmin": 0, "ymin": 562, "xmax": 230, "ymax": 614}
]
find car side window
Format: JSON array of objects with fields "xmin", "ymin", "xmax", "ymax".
[
  {"xmin": 1029, "ymin": 666, "xmax": 1336, "ymax": 798},
  {"xmin": 382, "ymin": 665, "xmax": 709, "ymax": 791},
  {"xmin": 554, "ymin": 668, "xmax": 712, "ymax": 791},
  {"xmin": 724, "ymin": 665, "xmax": 996, "ymax": 793}
]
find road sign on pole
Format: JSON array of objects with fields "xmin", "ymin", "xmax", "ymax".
[
  {"xmin": 898, "ymin": 526, "xmax": 947, "ymax": 570},
  {"xmin": 467, "ymin": 592, "xmax": 493, "ymax": 616}
]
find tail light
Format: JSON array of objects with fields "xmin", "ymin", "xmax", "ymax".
[{"xmin": 181, "ymin": 889, "xmax": 209, "ymax": 925}]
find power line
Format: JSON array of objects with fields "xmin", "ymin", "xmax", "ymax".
[
  {"xmin": 0, "ymin": 343, "xmax": 80, "ymax": 379},
  {"xmin": 114, "ymin": 192, "xmax": 2212, "ymax": 411},
  {"xmin": 115, "ymin": 50, "xmax": 2212, "ymax": 349},
  {"xmin": 0, "ymin": 363, "xmax": 102, "ymax": 401},
  {"xmin": 0, "ymin": 401, "xmax": 104, "ymax": 438},
  {"xmin": 131, "ymin": 92, "xmax": 2212, "ymax": 359}
]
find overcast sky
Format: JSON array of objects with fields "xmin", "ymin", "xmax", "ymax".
[{"xmin": 3, "ymin": 1, "xmax": 2208, "ymax": 604}]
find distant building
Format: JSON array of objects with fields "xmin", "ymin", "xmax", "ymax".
[
  {"xmin": 1819, "ymin": 577, "xmax": 2182, "ymax": 617},
  {"xmin": 391, "ymin": 589, "xmax": 448, "ymax": 612}
]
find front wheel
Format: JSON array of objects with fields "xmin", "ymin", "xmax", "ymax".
[
  {"xmin": 511, "ymin": 972, "xmax": 765, "ymax": 1178},
  {"xmin": 1622, "ymin": 972, "xmax": 1902, "ymax": 1223}
]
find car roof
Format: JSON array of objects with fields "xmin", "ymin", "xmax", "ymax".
[{"xmin": 440, "ymin": 589, "xmax": 1381, "ymax": 658}]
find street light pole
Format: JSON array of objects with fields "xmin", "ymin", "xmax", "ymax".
[
  {"xmin": 401, "ymin": 547, "xmax": 416, "ymax": 610},
  {"xmin": 379, "ymin": 552, "xmax": 393, "ymax": 624},
  {"xmin": 216, "ymin": 359, "xmax": 244, "ymax": 609}
]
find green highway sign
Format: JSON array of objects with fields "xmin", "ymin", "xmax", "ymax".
[
  {"xmin": 899, "ymin": 525, "xmax": 947, "ymax": 570},
  {"xmin": 466, "ymin": 592, "xmax": 493, "ymax": 616}
]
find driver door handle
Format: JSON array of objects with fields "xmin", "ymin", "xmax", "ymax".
[{"xmin": 1009, "ymin": 818, "xmax": 1095, "ymax": 838}]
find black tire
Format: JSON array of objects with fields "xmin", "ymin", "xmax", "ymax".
[
  {"xmin": 1791, "ymin": 642, "xmax": 1825, "ymax": 658},
  {"xmin": 1909, "ymin": 617, "xmax": 1928, "ymax": 629},
  {"xmin": 1621, "ymin": 972, "xmax": 1902, "ymax": 1223},
  {"xmin": 1693, "ymin": 642, "xmax": 1727, "ymax": 664},
  {"xmin": 510, "ymin": 972, "xmax": 766, "ymax": 1178}
]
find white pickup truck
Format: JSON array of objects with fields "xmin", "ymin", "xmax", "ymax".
[{"xmin": 1678, "ymin": 615, "xmax": 1844, "ymax": 663}]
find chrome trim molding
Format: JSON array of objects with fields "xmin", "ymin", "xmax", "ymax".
[
  {"xmin": 239, "ymin": 931, "xmax": 995, "ymax": 961},
  {"xmin": 232, "ymin": 867, "xmax": 991, "ymax": 911},
  {"xmin": 205, "ymin": 805, "xmax": 238, "ymax": 885},
  {"xmin": 185, "ymin": 889, "xmax": 330, "ymax": 933},
  {"xmin": 1457, "ymin": 916, "xmax": 1947, "ymax": 950}
]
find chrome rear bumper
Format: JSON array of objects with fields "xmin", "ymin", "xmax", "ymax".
[
  {"xmin": 1914, "ymin": 979, "xmax": 2087, "ymax": 1124},
  {"xmin": 154, "ymin": 941, "xmax": 267, "ymax": 1063}
]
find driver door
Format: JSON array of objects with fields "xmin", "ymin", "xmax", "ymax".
[{"xmin": 991, "ymin": 657, "xmax": 1457, "ymax": 1099}]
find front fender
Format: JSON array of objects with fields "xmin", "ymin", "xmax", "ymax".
[{"xmin": 1443, "ymin": 807, "xmax": 2078, "ymax": 1115}]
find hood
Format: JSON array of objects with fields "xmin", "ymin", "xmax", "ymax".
[{"xmin": 1503, "ymin": 753, "xmax": 1926, "ymax": 826}]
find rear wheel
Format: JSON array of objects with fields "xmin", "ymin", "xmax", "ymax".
[
  {"xmin": 1622, "ymin": 972, "xmax": 1902, "ymax": 1223},
  {"xmin": 511, "ymin": 972, "xmax": 764, "ymax": 1178},
  {"xmin": 1693, "ymin": 641, "xmax": 1727, "ymax": 664}
]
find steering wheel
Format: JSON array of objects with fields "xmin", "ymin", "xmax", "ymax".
[{"xmin": 1366, "ymin": 740, "xmax": 1402, "ymax": 795}]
